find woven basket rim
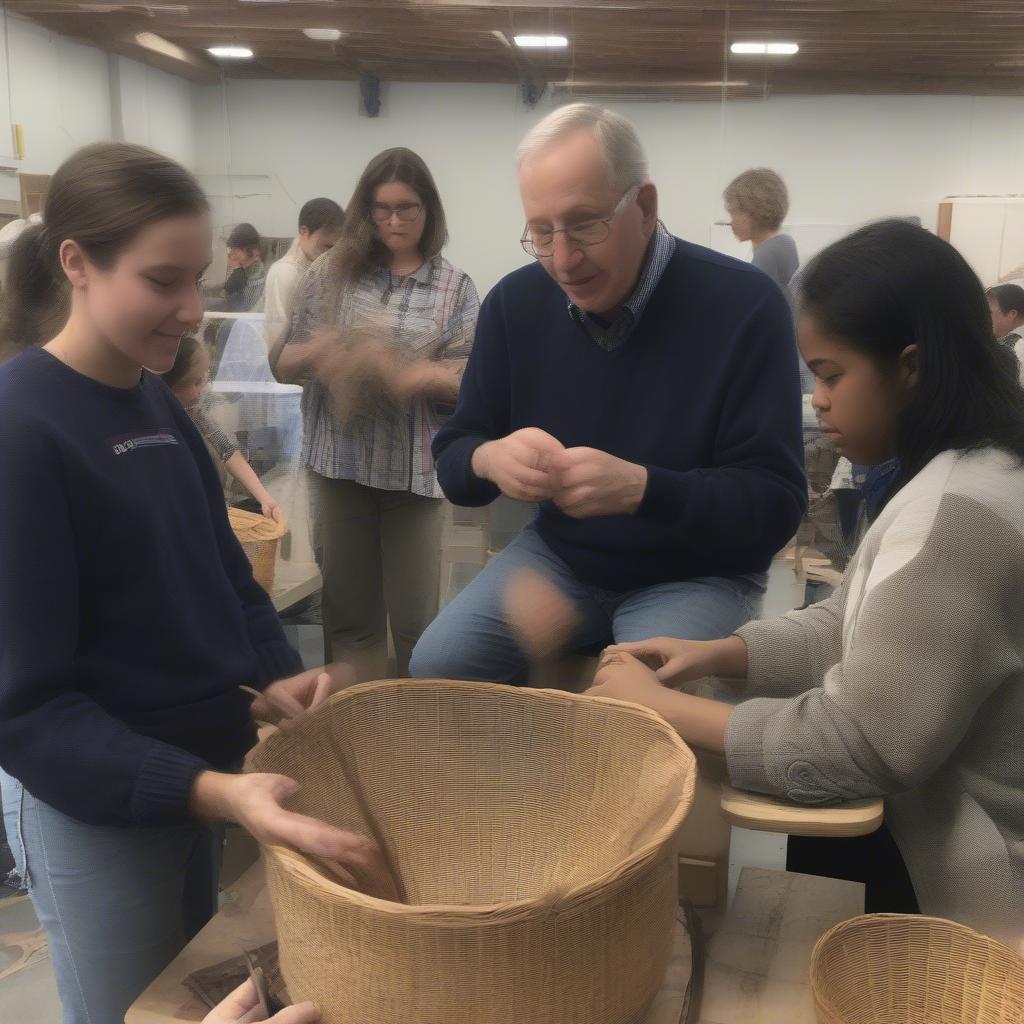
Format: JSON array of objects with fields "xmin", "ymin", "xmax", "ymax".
[
  {"xmin": 227, "ymin": 505, "xmax": 288, "ymax": 541},
  {"xmin": 809, "ymin": 912, "xmax": 1024, "ymax": 1019},
  {"xmin": 248, "ymin": 678, "xmax": 698, "ymax": 924}
]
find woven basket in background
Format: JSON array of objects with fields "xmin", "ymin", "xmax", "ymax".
[
  {"xmin": 810, "ymin": 913, "xmax": 1024, "ymax": 1024},
  {"xmin": 227, "ymin": 506, "xmax": 286, "ymax": 589},
  {"xmin": 245, "ymin": 679, "xmax": 697, "ymax": 1024}
]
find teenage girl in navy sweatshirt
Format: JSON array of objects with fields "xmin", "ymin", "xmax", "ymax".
[{"xmin": 0, "ymin": 143, "xmax": 376, "ymax": 1024}]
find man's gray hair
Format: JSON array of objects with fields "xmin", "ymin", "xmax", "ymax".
[{"xmin": 516, "ymin": 103, "xmax": 649, "ymax": 192}]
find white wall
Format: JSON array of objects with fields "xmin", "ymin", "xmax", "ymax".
[
  {"xmin": 0, "ymin": 13, "xmax": 1019, "ymax": 296},
  {"xmin": 0, "ymin": 14, "xmax": 197, "ymax": 204},
  {"xmin": 193, "ymin": 80, "xmax": 1024, "ymax": 296},
  {"xmin": 110, "ymin": 55, "xmax": 197, "ymax": 168}
]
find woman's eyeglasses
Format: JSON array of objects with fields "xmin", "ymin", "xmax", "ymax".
[{"xmin": 371, "ymin": 202, "xmax": 423, "ymax": 224}]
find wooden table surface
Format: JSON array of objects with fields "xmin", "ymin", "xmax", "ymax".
[{"xmin": 127, "ymin": 862, "xmax": 862, "ymax": 1024}]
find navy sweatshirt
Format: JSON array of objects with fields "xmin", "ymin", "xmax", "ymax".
[
  {"xmin": 433, "ymin": 239, "xmax": 807, "ymax": 591},
  {"xmin": 0, "ymin": 348, "xmax": 302, "ymax": 827}
]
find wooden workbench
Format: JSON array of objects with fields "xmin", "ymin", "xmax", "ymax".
[{"xmin": 126, "ymin": 863, "xmax": 862, "ymax": 1024}]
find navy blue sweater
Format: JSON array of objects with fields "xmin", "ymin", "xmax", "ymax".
[
  {"xmin": 434, "ymin": 239, "xmax": 807, "ymax": 590},
  {"xmin": 0, "ymin": 348, "xmax": 302, "ymax": 827}
]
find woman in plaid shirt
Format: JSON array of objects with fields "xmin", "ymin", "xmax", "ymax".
[{"xmin": 272, "ymin": 148, "xmax": 479, "ymax": 678}]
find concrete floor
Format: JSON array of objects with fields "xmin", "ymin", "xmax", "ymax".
[{"xmin": 0, "ymin": 554, "xmax": 808, "ymax": 1023}]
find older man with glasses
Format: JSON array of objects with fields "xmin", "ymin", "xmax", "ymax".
[{"xmin": 410, "ymin": 103, "xmax": 806, "ymax": 684}]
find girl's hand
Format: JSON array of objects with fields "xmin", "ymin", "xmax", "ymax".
[
  {"xmin": 589, "ymin": 651, "xmax": 733, "ymax": 753},
  {"xmin": 260, "ymin": 496, "xmax": 283, "ymax": 523},
  {"xmin": 588, "ymin": 651, "xmax": 673, "ymax": 714},
  {"xmin": 247, "ymin": 663, "xmax": 353, "ymax": 726},
  {"xmin": 203, "ymin": 978, "xmax": 319, "ymax": 1024},
  {"xmin": 190, "ymin": 771, "xmax": 400, "ymax": 901},
  {"xmin": 602, "ymin": 635, "xmax": 747, "ymax": 687}
]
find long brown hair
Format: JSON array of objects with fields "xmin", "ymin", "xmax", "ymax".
[
  {"xmin": 331, "ymin": 148, "xmax": 448, "ymax": 283},
  {"xmin": 0, "ymin": 142, "xmax": 208, "ymax": 352}
]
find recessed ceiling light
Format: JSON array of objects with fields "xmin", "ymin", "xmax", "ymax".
[
  {"xmin": 514, "ymin": 35, "xmax": 569, "ymax": 49},
  {"xmin": 303, "ymin": 28, "xmax": 343, "ymax": 42},
  {"xmin": 207, "ymin": 46, "xmax": 254, "ymax": 59},
  {"xmin": 731, "ymin": 42, "xmax": 799, "ymax": 56}
]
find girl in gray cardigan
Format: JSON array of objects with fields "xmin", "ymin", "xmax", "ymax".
[{"xmin": 591, "ymin": 220, "xmax": 1024, "ymax": 947}]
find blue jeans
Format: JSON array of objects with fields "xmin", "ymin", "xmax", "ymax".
[
  {"xmin": 1, "ymin": 770, "xmax": 220, "ymax": 1024},
  {"xmin": 411, "ymin": 525, "xmax": 765, "ymax": 684}
]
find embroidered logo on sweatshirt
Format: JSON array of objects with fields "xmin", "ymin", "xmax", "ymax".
[{"xmin": 109, "ymin": 431, "xmax": 180, "ymax": 456}]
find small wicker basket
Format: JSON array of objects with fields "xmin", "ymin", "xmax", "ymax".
[
  {"xmin": 810, "ymin": 913, "xmax": 1024, "ymax": 1024},
  {"xmin": 245, "ymin": 679, "xmax": 698, "ymax": 1024},
  {"xmin": 227, "ymin": 506, "xmax": 287, "ymax": 590}
]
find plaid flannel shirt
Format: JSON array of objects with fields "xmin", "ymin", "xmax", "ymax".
[{"xmin": 282, "ymin": 253, "xmax": 479, "ymax": 497}]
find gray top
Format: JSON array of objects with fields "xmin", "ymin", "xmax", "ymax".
[
  {"xmin": 751, "ymin": 233, "xmax": 799, "ymax": 290},
  {"xmin": 725, "ymin": 447, "xmax": 1024, "ymax": 944}
]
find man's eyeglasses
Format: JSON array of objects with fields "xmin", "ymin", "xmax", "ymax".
[
  {"xmin": 371, "ymin": 202, "xmax": 423, "ymax": 224},
  {"xmin": 521, "ymin": 184, "xmax": 641, "ymax": 259}
]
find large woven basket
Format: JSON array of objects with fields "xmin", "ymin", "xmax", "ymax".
[
  {"xmin": 810, "ymin": 914, "xmax": 1024, "ymax": 1024},
  {"xmin": 245, "ymin": 679, "xmax": 697, "ymax": 1024},
  {"xmin": 227, "ymin": 506, "xmax": 286, "ymax": 589}
]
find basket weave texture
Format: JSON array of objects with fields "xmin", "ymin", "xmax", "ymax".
[
  {"xmin": 810, "ymin": 913, "xmax": 1024, "ymax": 1024},
  {"xmin": 245, "ymin": 679, "xmax": 697, "ymax": 1024},
  {"xmin": 227, "ymin": 506, "xmax": 286, "ymax": 589}
]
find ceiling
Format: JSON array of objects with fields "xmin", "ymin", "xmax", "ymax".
[{"xmin": 8, "ymin": 1, "xmax": 1024, "ymax": 98}]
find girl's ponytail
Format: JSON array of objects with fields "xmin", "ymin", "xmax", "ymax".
[{"xmin": 0, "ymin": 222, "xmax": 65, "ymax": 356}]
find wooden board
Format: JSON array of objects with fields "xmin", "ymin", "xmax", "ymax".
[
  {"xmin": 720, "ymin": 785, "xmax": 884, "ymax": 838},
  {"xmin": 126, "ymin": 863, "xmax": 273, "ymax": 1024},
  {"xmin": 697, "ymin": 867, "xmax": 864, "ymax": 1024}
]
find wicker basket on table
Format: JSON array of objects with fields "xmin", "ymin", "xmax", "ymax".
[
  {"xmin": 810, "ymin": 913, "xmax": 1024, "ymax": 1024},
  {"xmin": 244, "ymin": 679, "xmax": 697, "ymax": 1024},
  {"xmin": 227, "ymin": 506, "xmax": 287, "ymax": 590}
]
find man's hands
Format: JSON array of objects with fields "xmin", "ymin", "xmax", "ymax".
[
  {"xmin": 472, "ymin": 429, "xmax": 648, "ymax": 517},
  {"xmin": 471, "ymin": 428, "xmax": 565, "ymax": 502},
  {"xmin": 547, "ymin": 447, "xmax": 648, "ymax": 518}
]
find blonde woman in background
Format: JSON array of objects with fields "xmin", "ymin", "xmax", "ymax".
[
  {"xmin": 725, "ymin": 167, "xmax": 811, "ymax": 390},
  {"xmin": 724, "ymin": 167, "xmax": 799, "ymax": 291}
]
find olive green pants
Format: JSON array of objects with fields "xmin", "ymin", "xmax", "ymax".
[{"xmin": 309, "ymin": 472, "xmax": 443, "ymax": 679}]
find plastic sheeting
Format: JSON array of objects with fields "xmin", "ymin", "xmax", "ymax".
[{"xmin": 197, "ymin": 312, "xmax": 313, "ymax": 564}]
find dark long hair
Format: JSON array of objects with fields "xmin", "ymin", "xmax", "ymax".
[
  {"xmin": 800, "ymin": 219, "xmax": 1024, "ymax": 492},
  {"xmin": 0, "ymin": 142, "xmax": 208, "ymax": 353},
  {"xmin": 331, "ymin": 148, "xmax": 447, "ymax": 283}
]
